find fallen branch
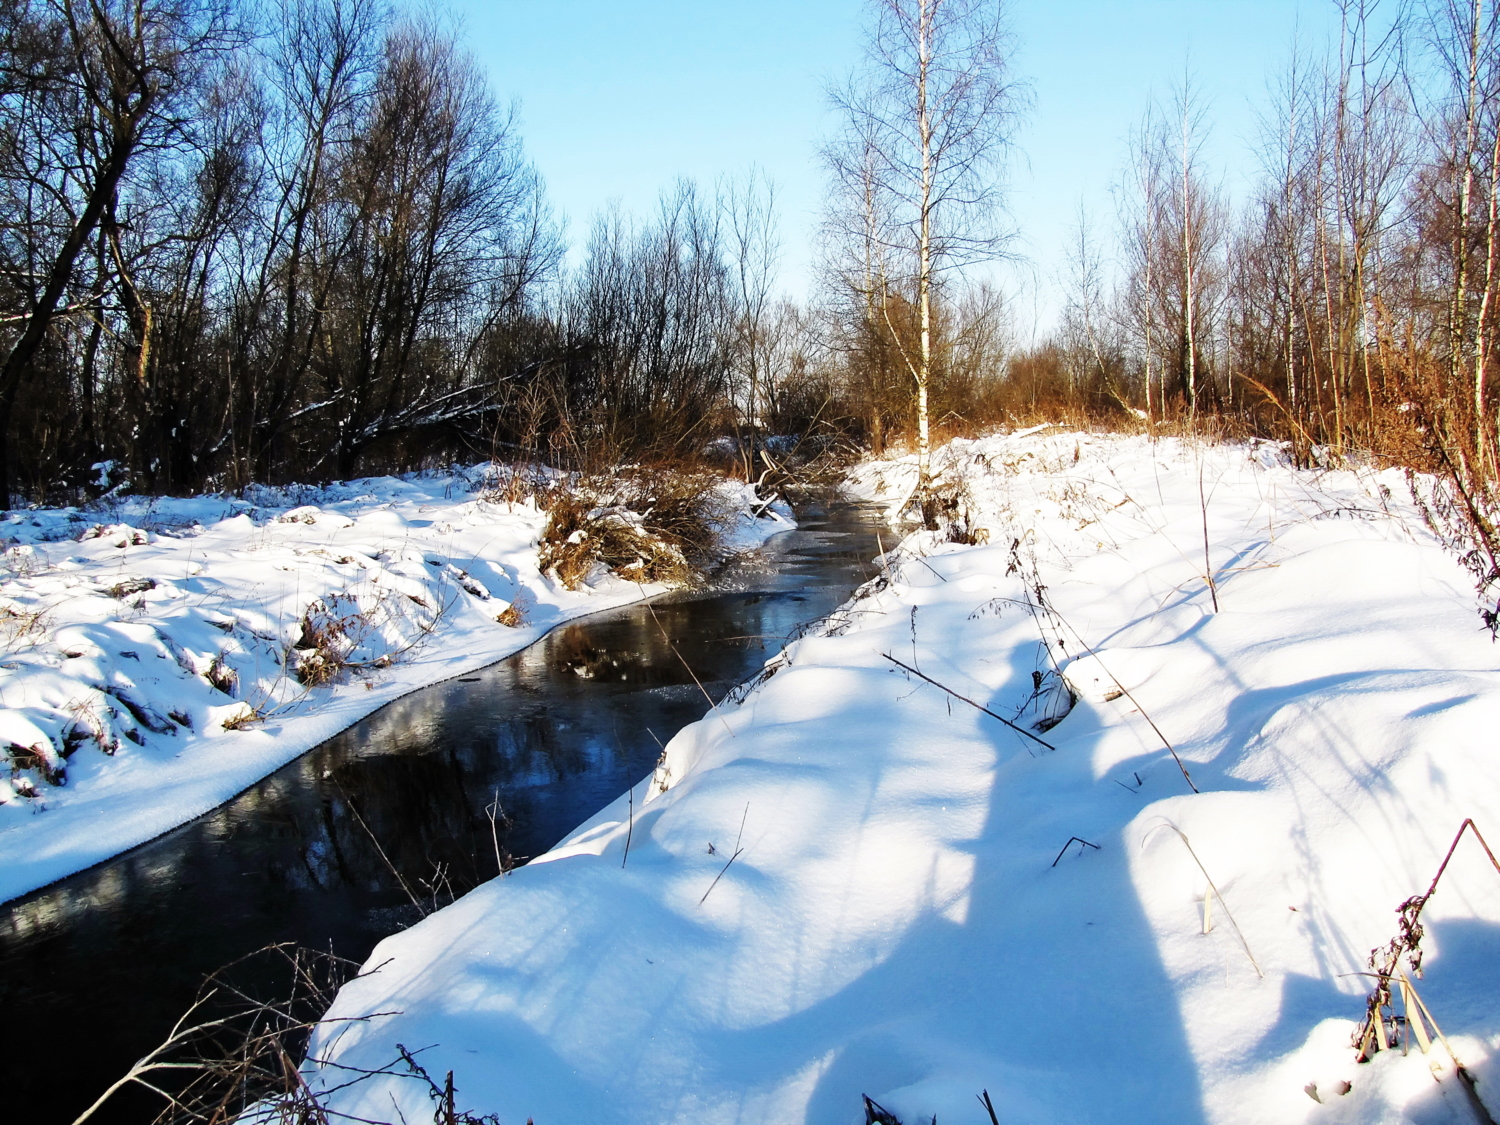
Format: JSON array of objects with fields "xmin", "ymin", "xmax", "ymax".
[
  {"xmin": 1026, "ymin": 592, "xmax": 1198, "ymax": 794},
  {"xmin": 881, "ymin": 653, "xmax": 1056, "ymax": 753},
  {"xmin": 700, "ymin": 804, "xmax": 749, "ymax": 905}
]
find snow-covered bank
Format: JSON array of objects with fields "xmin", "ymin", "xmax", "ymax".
[
  {"xmin": 0, "ymin": 469, "xmax": 793, "ymax": 904},
  {"xmin": 309, "ymin": 430, "xmax": 1500, "ymax": 1125}
]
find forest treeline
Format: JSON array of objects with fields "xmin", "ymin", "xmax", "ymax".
[
  {"xmin": 2, "ymin": 0, "xmax": 1499, "ymax": 579},
  {"xmin": 1014, "ymin": 0, "xmax": 1500, "ymax": 592},
  {"xmin": 0, "ymin": 0, "xmax": 838, "ymax": 502}
]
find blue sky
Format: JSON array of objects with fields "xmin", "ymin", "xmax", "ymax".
[{"xmin": 450, "ymin": 0, "xmax": 1350, "ymax": 332}]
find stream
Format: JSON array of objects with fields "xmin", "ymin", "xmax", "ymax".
[{"xmin": 0, "ymin": 499, "xmax": 883, "ymax": 1125}]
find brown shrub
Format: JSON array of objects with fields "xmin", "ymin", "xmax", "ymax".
[
  {"xmin": 496, "ymin": 590, "xmax": 533, "ymax": 627},
  {"xmin": 535, "ymin": 469, "xmax": 725, "ymax": 591},
  {"xmin": 292, "ymin": 595, "xmax": 363, "ymax": 686}
]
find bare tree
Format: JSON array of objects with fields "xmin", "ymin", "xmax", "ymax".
[
  {"xmin": 0, "ymin": 0, "xmax": 240, "ymax": 503},
  {"xmin": 1119, "ymin": 77, "xmax": 1228, "ymax": 422},
  {"xmin": 1059, "ymin": 201, "xmax": 1115, "ymax": 403},
  {"xmin": 720, "ymin": 167, "xmax": 780, "ymax": 477},
  {"xmin": 1120, "ymin": 101, "xmax": 1165, "ymax": 426},
  {"xmin": 548, "ymin": 182, "xmax": 734, "ymax": 466},
  {"xmin": 827, "ymin": 0, "xmax": 1021, "ymax": 523}
]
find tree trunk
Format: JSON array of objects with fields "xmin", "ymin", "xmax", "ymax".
[
  {"xmin": 0, "ymin": 113, "xmax": 143, "ymax": 506},
  {"xmin": 915, "ymin": 0, "xmax": 936, "ymax": 527}
]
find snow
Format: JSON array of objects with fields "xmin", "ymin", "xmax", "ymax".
[
  {"xmin": 307, "ymin": 430, "xmax": 1500, "ymax": 1125},
  {"xmin": 0, "ymin": 467, "xmax": 793, "ymax": 905}
]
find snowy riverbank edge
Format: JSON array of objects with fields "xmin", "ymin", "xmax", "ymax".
[
  {"xmin": 0, "ymin": 469, "xmax": 794, "ymax": 905},
  {"xmin": 311, "ymin": 430, "xmax": 1500, "ymax": 1125}
]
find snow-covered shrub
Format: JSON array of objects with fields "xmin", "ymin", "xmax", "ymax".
[
  {"xmin": 536, "ymin": 470, "xmax": 729, "ymax": 590},
  {"xmin": 292, "ymin": 595, "xmax": 366, "ymax": 686}
]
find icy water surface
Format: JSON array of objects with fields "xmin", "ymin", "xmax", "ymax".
[{"xmin": 0, "ymin": 500, "xmax": 883, "ymax": 1125}]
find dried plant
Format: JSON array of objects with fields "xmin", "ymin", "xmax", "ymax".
[
  {"xmin": 70, "ymin": 945, "xmax": 366, "ymax": 1125},
  {"xmin": 205, "ymin": 653, "xmax": 237, "ymax": 696},
  {"xmin": 495, "ymin": 592, "xmax": 531, "ymax": 628},
  {"xmin": 71, "ymin": 945, "xmax": 525, "ymax": 1125},
  {"xmin": 535, "ymin": 469, "xmax": 727, "ymax": 590},
  {"xmin": 1355, "ymin": 819, "xmax": 1500, "ymax": 1068}
]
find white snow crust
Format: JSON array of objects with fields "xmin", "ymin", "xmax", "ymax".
[
  {"xmin": 0, "ymin": 468, "xmax": 792, "ymax": 904},
  {"xmin": 307, "ymin": 431, "xmax": 1500, "ymax": 1125}
]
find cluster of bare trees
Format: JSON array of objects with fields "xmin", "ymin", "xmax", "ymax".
[
  {"xmin": 815, "ymin": 0, "xmax": 1500, "ymax": 587},
  {"xmin": 1070, "ymin": 0, "xmax": 1500, "ymax": 459},
  {"xmin": 0, "ymin": 1, "xmax": 831, "ymax": 503},
  {"xmin": 0, "ymin": 0, "xmax": 567, "ymax": 502},
  {"xmin": 1011, "ymin": 0, "xmax": 1500, "ymax": 590},
  {"xmin": 491, "ymin": 179, "xmax": 788, "ymax": 474},
  {"xmin": 0, "ymin": 0, "xmax": 1024, "ymax": 506},
  {"xmin": 26, "ymin": 0, "xmax": 1495, "ymax": 561}
]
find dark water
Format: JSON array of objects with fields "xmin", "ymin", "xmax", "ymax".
[{"xmin": 0, "ymin": 501, "xmax": 881, "ymax": 1125}]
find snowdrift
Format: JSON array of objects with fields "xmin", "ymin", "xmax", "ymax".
[
  {"xmin": 0, "ymin": 468, "xmax": 792, "ymax": 904},
  {"xmin": 306, "ymin": 431, "xmax": 1500, "ymax": 1125}
]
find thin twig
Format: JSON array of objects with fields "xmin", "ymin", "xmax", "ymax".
[
  {"xmin": 1051, "ymin": 836, "xmax": 1101, "ymax": 866},
  {"xmin": 1198, "ymin": 463, "xmax": 1220, "ymax": 612},
  {"xmin": 335, "ymin": 781, "xmax": 425, "ymax": 916},
  {"xmin": 640, "ymin": 592, "xmax": 734, "ymax": 737},
  {"xmin": 1030, "ymin": 595, "xmax": 1198, "ymax": 794},
  {"xmin": 484, "ymin": 789, "xmax": 504, "ymax": 877},
  {"xmin": 885, "ymin": 538, "xmax": 949, "ymax": 583},
  {"xmin": 700, "ymin": 804, "xmax": 749, "ymax": 904},
  {"xmin": 881, "ymin": 653, "xmax": 1055, "ymax": 752},
  {"xmin": 622, "ymin": 783, "xmax": 634, "ymax": 869},
  {"xmin": 1143, "ymin": 821, "xmax": 1263, "ymax": 977}
]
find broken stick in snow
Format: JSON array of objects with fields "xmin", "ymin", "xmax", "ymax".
[
  {"xmin": 700, "ymin": 804, "xmax": 749, "ymax": 904},
  {"xmin": 881, "ymin": 653, "xmax": 1056, "ymax": 753}
]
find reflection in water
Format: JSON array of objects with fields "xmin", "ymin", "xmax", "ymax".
[{"xmin": 0, "ymin": 501, "xmax": 881, "ymax": 1125}]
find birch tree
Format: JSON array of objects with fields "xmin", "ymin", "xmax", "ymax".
[{"xmin": 827, "ymin": 0, "xmax": 1020, "ymax": 524}]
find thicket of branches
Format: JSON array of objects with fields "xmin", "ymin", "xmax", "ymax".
[
  {"xmin": 0, "ymin": 0, "xmax": 839, "ymax": 504},
  {"xmin": 12, "ymin": 0, "xmax": 1498, "ymax": 574},
  {"xmin": 996, "ymin": 0, "xmax": 1500, "ymax": 601}
]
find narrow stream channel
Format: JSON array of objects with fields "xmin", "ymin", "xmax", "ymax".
[{"xmin": 1, "ymin": 499, "xmax": 883, "ymax": 1125}]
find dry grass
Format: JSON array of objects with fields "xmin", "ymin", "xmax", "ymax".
[
  {"xmin": 291, "ymin": 595, "xmax": 363, "ymax": 687},
  {"xmin": 535, "ymin": 469, "xmax": 726, "ymax": 591},
  {"xmin": 7, "ymin": 742, "xmax": 63, "ymax": 786},
  {"xmin": 205, "ymin": 653, "xmax": 237, "ymax": 696},
  {"xmin": 220, "ymin": 703, "xmax": 262, "ymax": 731},
  {"xmin": 0, "ymin": 601, "xmax": 50, "ymax": 649},
  {"xmin": 495, "ymin": 590, "xmax": 532, "ymax": 627}
]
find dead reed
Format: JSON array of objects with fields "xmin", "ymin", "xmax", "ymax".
[
  {"xmin": 71, "ymin": 944, "xmax": 523, "ymax": 1125},
  {"xmin": 534, "ymin": 469, "xmax": 729, "ymax": 590}
]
